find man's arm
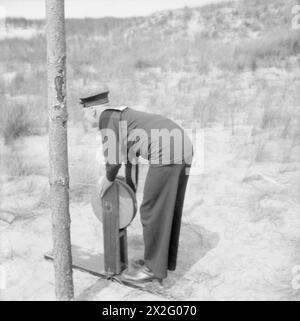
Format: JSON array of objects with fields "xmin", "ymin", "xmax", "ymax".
[{"xmin": 100, "ymin": 110, "xmax": 122, "ymax": 183}]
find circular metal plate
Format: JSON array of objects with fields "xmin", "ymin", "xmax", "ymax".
[{"xmin": 91, "ymin": 177, "xmax": 137, "ymax": 229}]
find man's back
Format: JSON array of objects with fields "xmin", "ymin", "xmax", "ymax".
[{"xmin": 100, "ymin": 107, "xmax": 193, "ymax": 166}]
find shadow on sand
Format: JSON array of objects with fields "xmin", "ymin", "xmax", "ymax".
[
  {"xmin": 73, "ymin": 222, "xmax": 219, "ymax": 300},
  {"xmin": 127, "ymin": 222, "xmax": 220, "ymax": 291}
]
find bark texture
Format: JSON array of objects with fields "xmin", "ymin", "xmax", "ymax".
[{"xmin": 46, "ymin": 0, "xmax": 74, "ymax": 301}]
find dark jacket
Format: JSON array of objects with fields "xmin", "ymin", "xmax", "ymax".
[{"xmin": 99, "ymin": 107, "xmax": 193, "ymax": 184}]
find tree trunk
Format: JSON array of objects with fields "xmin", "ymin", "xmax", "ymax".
[{"xmin": 46, "ymin": 0, "xmax": 74, "ymax": 301}]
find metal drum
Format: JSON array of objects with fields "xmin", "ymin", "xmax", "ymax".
[{"xmin": 91, "ymin": 177, "xmax": 137, "ymax": 229}]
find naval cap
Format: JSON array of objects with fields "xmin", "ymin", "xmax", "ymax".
[{"xmin": 80, "ymin": 90, "xmax": 109, "ymax": 108}]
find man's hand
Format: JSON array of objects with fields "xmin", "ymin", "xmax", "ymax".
[{"xmin": 97, "ymin": 176, "xmax": 113, "ymax": 198}]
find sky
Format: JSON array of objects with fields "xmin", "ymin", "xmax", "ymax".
[{"xmin": 0, "ymin": 0, "xmax": 226, "ymax": 19}]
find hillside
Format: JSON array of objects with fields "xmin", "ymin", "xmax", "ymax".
[{"xmin": 1, "ymin": 0, "xmax": 299, "ymax": 121}]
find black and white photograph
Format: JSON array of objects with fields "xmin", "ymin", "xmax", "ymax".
[{"xmin": 0, "ymin": 0, "xmax": 299, "ymax": 302}]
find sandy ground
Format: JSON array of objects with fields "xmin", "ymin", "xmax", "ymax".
[{"xmin": 0, "ymin": 122, "xmax": 299, "ymax": 301}]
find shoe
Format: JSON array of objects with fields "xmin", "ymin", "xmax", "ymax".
[{"xmin": 121, "ymin": 265, "xmax": 162, "ymax": 284}]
